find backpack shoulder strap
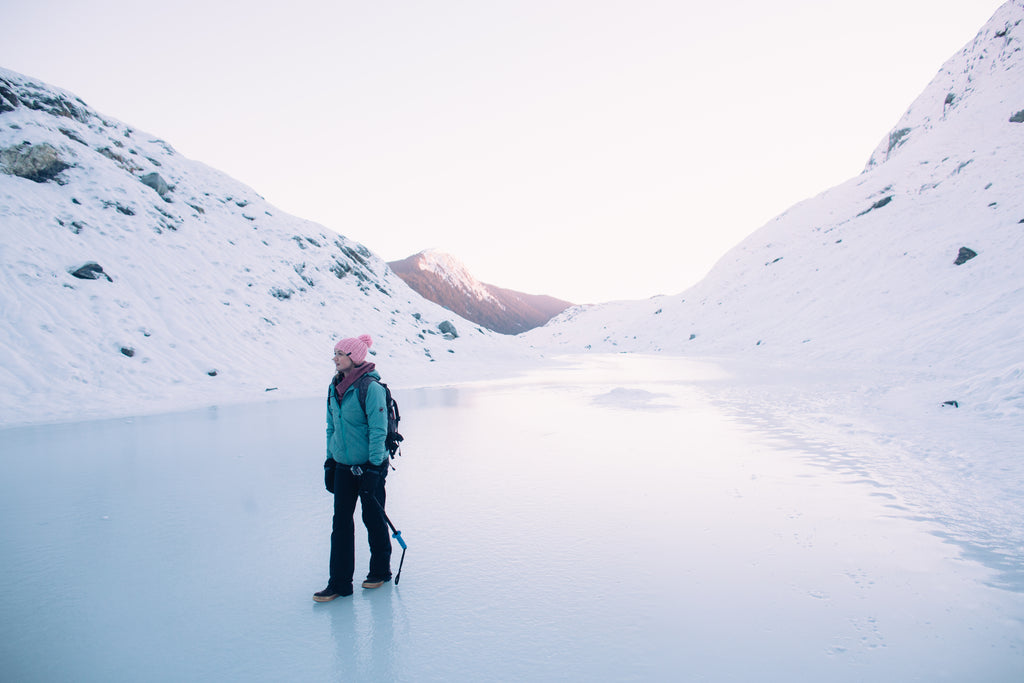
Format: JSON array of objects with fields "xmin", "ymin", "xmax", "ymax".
[{"xmin": 354, "ymin": 374, "xmax": 378, "ymax": 413}]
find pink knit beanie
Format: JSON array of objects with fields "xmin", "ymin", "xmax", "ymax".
[{"xmin": 334, "ymin": 334, "xmax": 373, "ymax": 364}]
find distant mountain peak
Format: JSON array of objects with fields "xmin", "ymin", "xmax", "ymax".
[
  {"xmin": 388, "ymin": 251, "xmax": 573, "ymax": 335},
  {"xmin": 408, "ymin": 249, "xmax": 498, "ymax": 305}
]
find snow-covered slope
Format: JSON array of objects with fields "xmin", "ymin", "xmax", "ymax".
[
  {"xmin": 0, "ymin": 68, "xmax": 533, "ymax": 427},
  {"xmin": 527, "ymin": 1, "xmax": 1024, "ymax": 419}
]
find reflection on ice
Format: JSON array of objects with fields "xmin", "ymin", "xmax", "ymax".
[
  {"xmin": 592, "ymin": 387, "xmax": 676, "ymax": 411},
  {"xmin": 1, "ymin": 355, "xmax": 1022, "ymax": 681}
]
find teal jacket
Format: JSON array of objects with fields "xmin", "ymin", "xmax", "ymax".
[{"xmin": 326, "ymin": 369, "xmax": 388, "ymax": 467}]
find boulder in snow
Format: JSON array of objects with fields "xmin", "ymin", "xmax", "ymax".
[
  {"xmin": 69, "ymin": 262, "xmax": 113, "ymax": 282},
  {"xmin": 0, "ymin": 142, "xmax": 70, "ymax": 183},
  {"xmin": 140, "ymin": 171, "xmax": 170, "ymax": 197},
  {"xmin": 438, "ymin": 320, "xmax": 458, "ymax": 338},
  {"xmin": 954, "ymin": 247, "xmax": 978, "ymax": 266}
]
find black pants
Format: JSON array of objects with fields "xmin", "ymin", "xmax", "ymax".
[{"xmin": 329, "ymin": 465, "xmax": 392, "ymax": 590}]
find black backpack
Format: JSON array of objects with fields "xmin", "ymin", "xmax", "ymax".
[{"xmin": 333, "ymin": 375, "xmax": 403, "ymax": 459}]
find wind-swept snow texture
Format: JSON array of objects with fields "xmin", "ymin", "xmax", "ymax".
[
  {"xmin": 0, "ymin": 68, "xmax": 534, "ymax": 428},
  {"xmin": 528, "ymin": 0, "xmax": 1024, "ymax": 422}
]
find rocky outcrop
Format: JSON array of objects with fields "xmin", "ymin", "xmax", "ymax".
[
  {"xmin": 0, "ymin": 73, "xmax": 91, "ymax": 122},
  {"xmin": 140, "ymin": 171, "xmax": 170, "ymax": 198},
  {"xmin": 438, "ymin": 320, "xmax": 458, "ymax": 338},
  {"xmin": 69, "ymin": 262, "xmax": 113, "ymax": 282},
  {"xmin": 954, "ymin": 247, "xmax": 978, "ymax": 265},
  {"xmin": 0, "ymin": 142, "xmax": 70, "ymax": 182}
]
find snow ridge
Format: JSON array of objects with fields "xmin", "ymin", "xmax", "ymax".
[{"xmin": 867, "ymin": 0, "xmax": 1024, "ymax": 168}]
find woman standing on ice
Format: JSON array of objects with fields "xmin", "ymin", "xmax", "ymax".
[{"xmin": 314, "ymin": 334, "xmax": 392, "ymax": 602}]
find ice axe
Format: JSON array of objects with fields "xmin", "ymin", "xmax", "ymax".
[
  {"xmin": 353, "ymin": 466, "xmax": 407, "ymax": 585},
  {"xmin": 372, "ymin": 495, "xmax": 407, "ymax": 586}
]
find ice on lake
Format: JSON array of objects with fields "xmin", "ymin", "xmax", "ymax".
[{"xmin": 2, "ymin": 355, "xmax": 1022, "ymax": 681}]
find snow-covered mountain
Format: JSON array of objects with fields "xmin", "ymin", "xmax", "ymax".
[
  {"xmin": 527, "ymin": 1, "xmax": 1024, "ymax": 420},
  {"xmin": 388, "ymin": 249, "xmax": 573, "ymax": 335},
  {"xmin": 3, "ymin": 2, "xmax": 1022, "ymax": 429},
  {"xmin": 0, "ymin": 68, "xmax": 534, "ymax": 427}
]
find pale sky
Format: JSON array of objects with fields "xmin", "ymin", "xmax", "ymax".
[{"xmin": 2, "ymin": 1, "xmax": 1005, "ymax": 303}]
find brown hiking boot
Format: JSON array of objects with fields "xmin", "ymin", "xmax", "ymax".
[
  {"xmin": 361, "ymin": 574, "xmax": 392, "ymax": 589},
  {"xmin": 313, "ymin": 584, "xmax": 352, "ymax": 602}
]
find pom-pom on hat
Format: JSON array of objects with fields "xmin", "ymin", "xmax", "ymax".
[{"xmin": 334, "ymin": 334, "xmax": 373, "ymax": 364}]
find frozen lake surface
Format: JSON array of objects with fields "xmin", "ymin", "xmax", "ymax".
[{"xmin": 2, "ymin": 355, "xmax": 1022, "ymax": 681}]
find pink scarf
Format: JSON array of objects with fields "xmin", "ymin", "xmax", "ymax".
[{"xmin": 333, "ymin": 362, "xmax": 376, "ymax": 404}]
